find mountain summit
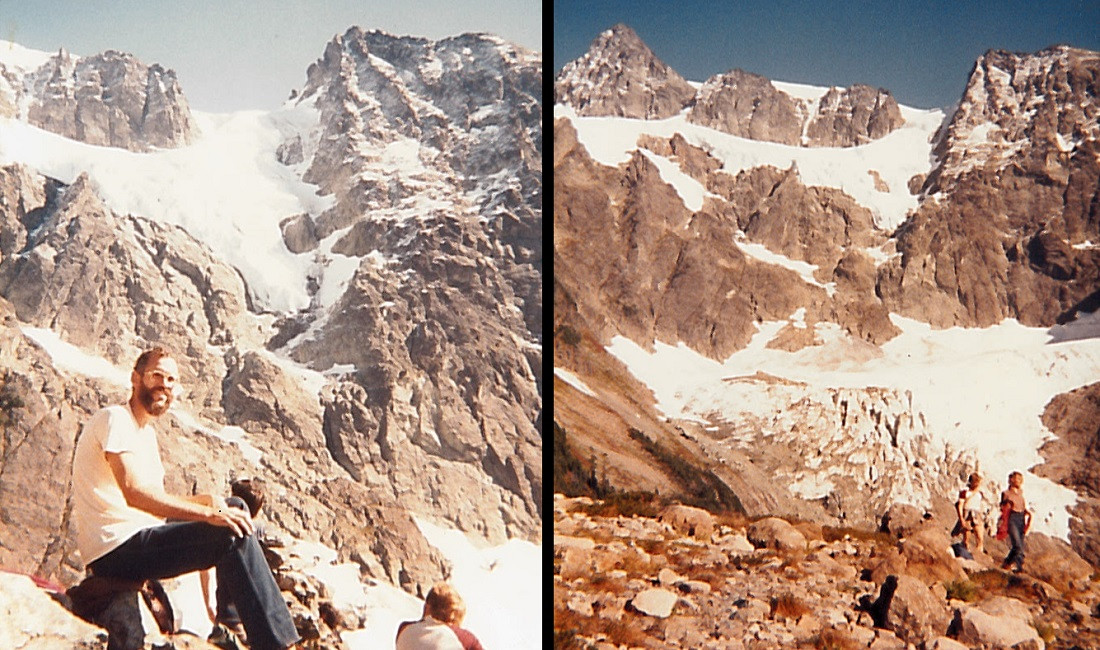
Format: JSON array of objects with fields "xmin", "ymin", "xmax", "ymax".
[
  {"xmin": 554, "ymin": 23, "xmax": 696, "ymax": 119},
  {"xmin": 555, "ymin": 24, "xmax": 906, "ymax": 147},
  {"xmin": 0, "ymin": 45, "xmax": 197, "ymax": 150}
]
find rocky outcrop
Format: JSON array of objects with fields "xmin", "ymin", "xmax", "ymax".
[
  {"xmin": 5, "ymin": 48, "xmax": 199, "ymax": 150},
  {"xmin": 806, "ymin": 84, "xmax": 905, "ymax": 147},
  {"xmin": 0, "ymin": 168, "xmax": 255, "ymax": 416},
  {"xmin": 554, "ymin": 117, "xmax": 898, "ymax": 361},
  {"xmin": 1038, "ymin": 381, "xmax": 1100, "ymax": 566},
  {"xmin": 274, "ymin": 28, "xmax": 542, "ymax": 543},
  {"xmin": 558, "ymin": 24, "xmax": 906, "ymax": 147},
  {"xmin": 687, "ymin": 69, "xmax": 804, "ymax": 144},
  {"xmin": 879, "ymin": 46, "xmax": 1100, "ymax": 328},
  {"xmin": 0, "ymin": 164, "xmax": 455, "ymax": 600},
  {"xmin": 0, "ymin": 573, "xmax": 105, "ymax": 648},
  {"xmin": 689, "ymin": 75, "xmax": 905, "ymax": 147},
  {"xmin": 554, "ymin": 23, "xmax": 694, "ymax": 119}
]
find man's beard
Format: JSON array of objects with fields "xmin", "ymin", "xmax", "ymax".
[{"xmin": 138, "ymin": 384, "xmax": 173, "ymax": 416}]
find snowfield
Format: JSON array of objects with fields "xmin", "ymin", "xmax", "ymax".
[{"xmin": 605, "ymin": 311, "xmax": 1100, "ymax": 541}]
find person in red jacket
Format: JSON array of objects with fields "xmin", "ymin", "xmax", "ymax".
[{"xmin": 396, "ymin": 582, "xmax": 484, "ymax": 650}]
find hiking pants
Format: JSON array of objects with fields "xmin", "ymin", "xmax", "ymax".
[
  {"xmin": 1003, "ymin": 511, "xmax": 1026, "ymax": 571},
  {"xmin": 88, "ymin": 517, "xmax": 299, "ymax": 650}
]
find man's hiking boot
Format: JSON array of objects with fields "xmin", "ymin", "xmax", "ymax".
[{"xmin": 208, "ymin": 623, "xmax": 246, "ymax": 650}]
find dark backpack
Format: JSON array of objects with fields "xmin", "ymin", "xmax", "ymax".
[{"xmin": 67, "ymin": 574, "xmax": 175, "ymax": 634}]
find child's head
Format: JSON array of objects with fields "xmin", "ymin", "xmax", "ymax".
[
  {"xmin": 231, "ymin": 478, "xmax": 266, "ymax": 517},
  {"xmin": 423, "ymin": 582, "xmax": 466, "ymax": 625}
]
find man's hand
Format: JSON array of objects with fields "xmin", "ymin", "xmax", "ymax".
[{"xmin": 205, "ymin": 497, "xmax": 254, "ymax": 538}]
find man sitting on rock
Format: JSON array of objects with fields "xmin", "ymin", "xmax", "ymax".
[{"xmin": 71, "ymin": 347, "xmax": 300, "ymax": 650}]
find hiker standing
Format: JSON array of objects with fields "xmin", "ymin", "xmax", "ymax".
[
  {"xmin": 998, "ymin": 471, "xmax": 1032, "ymax": 573},
  {"xmin": 71, "ymin": 347, "xmax": 300, "ymax": 650},
  {"xmin": 954, "ymin": 472, "xmax": 985, "ymax": 554}
]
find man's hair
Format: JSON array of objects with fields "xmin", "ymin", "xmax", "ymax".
[
  {"xmin": 423, "ymin": 582, "xmax": 466, "ymax": 625},
  {"xmin": 134, "ymin": 347, "xmax": 173, "ymax": 374},
  {"xmin": 231, "ymin": 478, "xmax": 266, "ymax": 517},
  {"xmin": 968, "ymin": 473, "xmax": 981, "ymax": 483}
]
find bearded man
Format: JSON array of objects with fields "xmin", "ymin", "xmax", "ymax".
[{"xmin": 71, "ymin": 347, "xmax": 299, "ymax": 650}]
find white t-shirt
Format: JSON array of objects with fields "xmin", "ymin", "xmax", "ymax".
[
  {"xmin": 72, "ymin": 404, "xmax": 166, "ymax": 563},
  {"xmin": 960, "ymin": 488, "xmax": 984, "ymax": 518},
  {"xmin": 396, "ymin": 616, "xmax": 466, "ymax": 650}
]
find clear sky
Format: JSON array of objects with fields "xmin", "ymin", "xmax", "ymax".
[
  {"xmin": 0, "ymin": 0, "xmax": 542, "ymax": 112},
  {"xmin": 554, "ymin": 0, "xmax": 1100, "ymax": 109}
]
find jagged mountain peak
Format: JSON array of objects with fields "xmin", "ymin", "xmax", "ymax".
[
  {"xmin": 925, "ymin": 43, "xmax": 1099, "ymax": 194},
  {"xmin": 554, "ymin": 22, "xmax": 695, "ymax": 119},
  {"xmin": 557, "ymin": 24, "xmax": 905, "ymax": 146},
  {"xmin": 0, "ymin": 41, "xmax": 197, "ymax": 150}
]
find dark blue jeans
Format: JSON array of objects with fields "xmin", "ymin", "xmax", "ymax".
[
  {"xmin": 1003, "ymin": 511, "xmax": 1026, "ymax": 571},
  {"xmin": 88, "ymin": 519, "xmax": 299, "ymax": 650}
]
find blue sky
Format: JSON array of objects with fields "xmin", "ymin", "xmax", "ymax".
[
  {"xmin": 554, "ymin": 0, "xmax": 1100, "ymax": 109},
  {"xmin": 0, "ymin": 0, "xmax": 541, "ymax": 112}
]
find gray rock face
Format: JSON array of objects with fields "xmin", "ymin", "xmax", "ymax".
[
  {"xmin": 688, "ymin": 69, "xmax": 804, "ymax": 145},
  {"xmin": 878, "ymin": 46, "xmax": 1100, "ymax": 329},
  {"xmin": 554, "ymin": 24, "xmax": 695, "ymax": 120},
  {"xmin": 277, "ymin": 27, "xmax": 542, "ymax": 543},
  {"xmin": 688, "ymin": 75, "xmax": 905, "ymax": 146},
  {"xmin": 806, "ymin": 84, "xmax": 904, "ymax": 147},
  {"xmin": 4, "ymin": 48, "xmax": 199, "ymax": 150},
  {"xmin": 0, "ymin": 165, "xmax": 453, "ymax": 599}
]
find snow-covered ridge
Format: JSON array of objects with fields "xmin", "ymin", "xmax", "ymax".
[
  {"xmin": 0, "ymin": 39, "xmax": 60, "ymax": 72},
  {"xmin": 0, "ymin": 105, "xmax": 332, "ymax": 313},
  {"xmin": 555, "ymin": 100, "xmax": 944, "ymax": 232}
]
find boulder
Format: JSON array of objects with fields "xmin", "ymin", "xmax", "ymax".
[
  {"xmin": 628, "ymin": 587, "xmax": 679, "ymax": 618},
  {"xmin": 926, "ymin": 637, "xmax": 970, "ymax": 650},
  {"xmin": 0, "ymin": 572, "xmax": 106, "ymax": 648},
  {"xmin": 883, "ymin": 575, "xmax": 953, "ymax": 645},
  {"xmin": 880, "ymin": 503, "xmax": 927, "ymax": 538},
  {"xmin": 957, "ymin": 605, "xmax": 1045, "ymax": 649},
  {"xmin": 747, "ymin": 517, "xmax": 807, "ymax": 552},
  {"xmin": 722, "ymin": 533, "xmax": 756, "ymax": 554},
  {"xmin": 658, "ymin": 504, "xmax": 716, "ymax": 540},
  {"xmin": 554, "ymin": 535, "xmax": 596, "ymax": 552},
  {"xmin": 976, "ymin": 596, "xmax": 1034, "ymax": 621},
  {"xmin": 897, "ymin": 525, "xmax": 965, "ymax": 584},
  {"xmin": 1022, "ymin": 532, "xmax": 1094, "ymax": 592}
]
